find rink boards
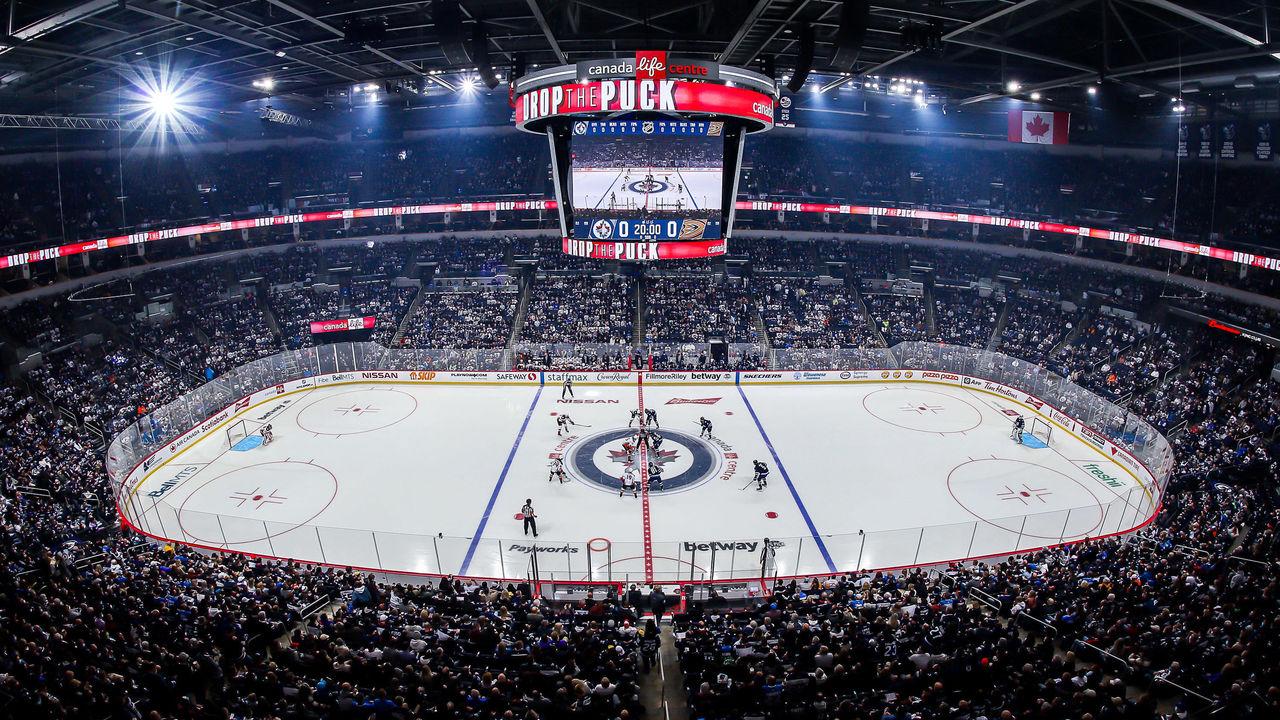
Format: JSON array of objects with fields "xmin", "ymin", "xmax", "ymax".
[{"xmin": 117, "ymin": 369, "xmax": 1162, "ymax": 587}]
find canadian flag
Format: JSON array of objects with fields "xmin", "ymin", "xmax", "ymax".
[{"xmin": 1007, "ymin": 110, "xmax": 1069, "ymax": 145}]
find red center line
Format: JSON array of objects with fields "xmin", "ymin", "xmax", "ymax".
[{"xmin": 636, "ymin": 374, "xmax": 654, "ymax": 584}]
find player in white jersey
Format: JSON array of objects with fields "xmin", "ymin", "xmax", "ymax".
[
  {"xmin": 548, "ymin": 457, "xmax": 567, "ymax": 483},
  {"xmin": 619, "ymin": 467, "xmax": 639, "ymax": 498}
]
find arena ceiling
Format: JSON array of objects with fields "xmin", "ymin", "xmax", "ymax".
[{"xmin": 0, "ymin": 0, "xmax": 1278, "ymax": 116}]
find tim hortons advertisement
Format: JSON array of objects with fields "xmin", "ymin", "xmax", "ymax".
[{"xmin": 517, "ymin": 79, "xmax": 773, "ymax": 127}]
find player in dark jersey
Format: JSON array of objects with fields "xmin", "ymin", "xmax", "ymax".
[
  {"xmin": 752, "ymin": 460, "xmax": 770, "ymax": 491},
  {"xmin": 699, "ymin": 416, "xmax": 713, "ymax": 439},
  {"xmin": 648, "ymin": 461, "xmax": 664, "ymax": 491}
]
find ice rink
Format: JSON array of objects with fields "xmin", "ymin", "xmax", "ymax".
[
  {"xmin": 122, "ymin": 374, "xmax": 1160, "ymax": 586},
  {"xmin": 572, "ymin": 167, "xmax": 721, "ymax": 212}
]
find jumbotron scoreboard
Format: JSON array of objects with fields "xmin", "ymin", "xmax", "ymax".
[{"xmin": 513, "ymin": 52, "xmax": 776, "ymax": 261}]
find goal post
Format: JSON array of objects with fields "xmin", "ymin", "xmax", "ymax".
[
  {"xmin": 226, "ymin": 419, "xmax": 250, "ymax": 449},
  {"xmin": 1029, "ymin": 417, "xmax": 1053, "ymax": 445}
]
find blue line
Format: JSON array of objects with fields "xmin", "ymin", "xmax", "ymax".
[
  {"xmin": 735, "ymin": 385, "xmax": 837, "ymax": 573},
  {"xmin": 674, "ymin": 168, "xmax": 699, "ymax": 210},
  {"xmin": 459, "ymin": 385, "xmax": 544, "ymax": 575}
]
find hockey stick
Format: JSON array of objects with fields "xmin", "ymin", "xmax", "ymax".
[
  {"xmin": 741, "ymin": 477, "xmax": 761, "ymax": 491},
  {"xmin": 571, "ymin": 422, "xmax": 593, "ymax": 428}
]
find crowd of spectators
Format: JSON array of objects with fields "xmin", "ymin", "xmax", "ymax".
[
  {"xmin": 0, "ymin": 233, "xmax": 1277, "ymax": 719},
  {"xmin": 521, "ymin": 275, "xmax": 634, "ymax": 345},
  {"xmin": 863, "ymin": 294, "xmax": 927, "ymax": 344},
  {"xmin": 932, "ymin": 289, "xmax": 1003, "ymax": 348},
  {"xmin": 400, "ymin": 289, "xmax": 516, "ymax": 349},
  {"xmin": 643, "ymin": 277, "xmax": 758, "ymax": 344},
  {"xmin": 677, "ymin": 475, "xmax": 1280, "ymax": 720},
  {"xmin": 754, "ymin": 278, "xmax": 881, "ymax": 349},
  {"xmin": 998, "ymin": 297, "xmax": 1078, "ymax": 364}
]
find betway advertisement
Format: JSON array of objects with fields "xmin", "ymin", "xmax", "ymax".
[
  {"xmin": 516, "ymin": 79, "xmax": 774, "ymax": 129},
  {"xmin": 309, "ymin": 316, "xmax": 376, "ymax": 334}
]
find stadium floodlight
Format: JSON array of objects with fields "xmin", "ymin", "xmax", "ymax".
[
  {"xmin": 461, "ymin": 77, "xmax": 478, "ymax": 93},
  {"xmin": 148, "ymin": 90, "xmax": 176, "ymax": 116},
  {"xmin": 253, "ymin": 78, "xmax": 275, "ymax": 92},
  {"xmin": 1006, "ymin": 80, "xmax": 1020, "ymax": 93},
  {"xmin": 118, "ymin": 62, "xmax": 206, "ymax": 146},
  {"xmin": 1029, "ymin": 91, "xmax": 1041, "ymax": 101},
  {"xmin": 1087, "ymin": 85, "xmax": 1098, "ymax": 96}
]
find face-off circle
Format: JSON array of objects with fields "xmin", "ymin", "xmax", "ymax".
[
  {"xmin": 564, "ymin": 428, "xmax": 721, "ymax": 495},
  {"xmin": 946, "ymin": 458, "xmax": 1105, "ymax": 540},
  {"xmin": 177, "ymin": 460, "xmax": 338, "ymax": 545},
  {"xmin": 624, "ymin": 178, "xmax": 671, "ymax": 194},
  {"xmin": 861, "ymin": 387, "xmax": 983, "ymax": 434},
  {"xmin": 295, "ymin": 388, "xmax": 418, "ymax": 435}
]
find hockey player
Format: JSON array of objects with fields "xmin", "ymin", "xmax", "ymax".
[
  {"xmin": 649, "ymin": 432, "xmax": 664, "ymax": 451},
  {"xmin": 645, "ymin": 408, "xmax": 659, "ymax": 428},
  {"xmin": 548, "ymin": 457, "xmax": 567, "ymax": 483},
  {"xmin": 1011, "ymin": 415, "xmax": 1026, "ymax": 444},
  {"xmin": 629, "ymin": 408, "xmax": 643, "ymax": 427},
  {"xmin": 556, "ymin": 414, "xmax": 575, "ymax": 437},
  {"xmin": 261, "ymin": 423, "xmax": 274, "ymax": 446},
  {"xmin": 619, "ymin": 467, "xmax": 639, "ymax": 498},
  {"xmin": 698, "ymin": 416, "xmax": 713, "ymax": 439},
  {"xmin": 752, "ymin": 460, "xmax": 770, "ymax": 491},
  {"xmin": 561, "ymin": 376, "xmax": 574, "ymax": 399},
  {"xmin": 648, "ymin": 461, "xmax": 664, "ymax": 491},
  {"xmin": 621, "ymin": 438, "xmax": 636, "ymax": 462}
]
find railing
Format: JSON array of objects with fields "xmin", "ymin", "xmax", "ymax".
[{"xmin": 107, "ymin": 342, "xmax": 1173, "ymax": 586}]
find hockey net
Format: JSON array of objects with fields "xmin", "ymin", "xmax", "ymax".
[
  {"xmin": 226, "ymin": 419, "xmax": 250, "ymax": 449},
  {"xmin": 1029, "ymin": 417, "xmax": 1054, "ymax": 445}
]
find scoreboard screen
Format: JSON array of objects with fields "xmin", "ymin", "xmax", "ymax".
[{"xmin": 568, "ymin": 119, "xmax": 725, "ymax": 241}]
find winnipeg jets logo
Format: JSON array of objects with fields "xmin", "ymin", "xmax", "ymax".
[
  {"xmin": 573, "ymin": 121, "xmax": 588, "ymax": 135},
  {"xmin": 590, "ymin": 219, "xmax": 614, "ymax": 239},
  {"xmin": 566, "ymin": 428, "xmax": 725, "ymax": 495}
]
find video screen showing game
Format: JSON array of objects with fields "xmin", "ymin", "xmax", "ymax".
[{"xmin": 570, "ymin": 120, "xmax": 724, "ymax": 240}]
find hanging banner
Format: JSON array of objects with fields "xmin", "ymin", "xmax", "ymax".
[
  {"xmin": 775, "ymin": 95, "xmax": 796, "ymax": 128},
  {"xmin": 1195, "ymin": 123, "xmax": 1214, "ymax": 159},
  {"xmin": 1256, "ymin": 120, "xmax": 1273, "ymax": 161},
  {"xmin": 1219, "ymin": 121, "xmax": 1237, "ymax": 160},
  {"xmin": 1176, "ymin": 123, "xmax": 1189, "ymax": 159}
]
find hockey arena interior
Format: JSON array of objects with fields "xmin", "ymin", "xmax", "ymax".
[{"xmin": 3, "ymin": 1, "xmax": 1280, "ymax": 718}]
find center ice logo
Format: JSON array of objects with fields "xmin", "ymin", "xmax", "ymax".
[
  {"xmin": 625, "ymin": 178, "xmax": 670, "ymax": 194},
  {"xmin": 565, "ymin": 428, "xmax": 721, "ymax": 495}
]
